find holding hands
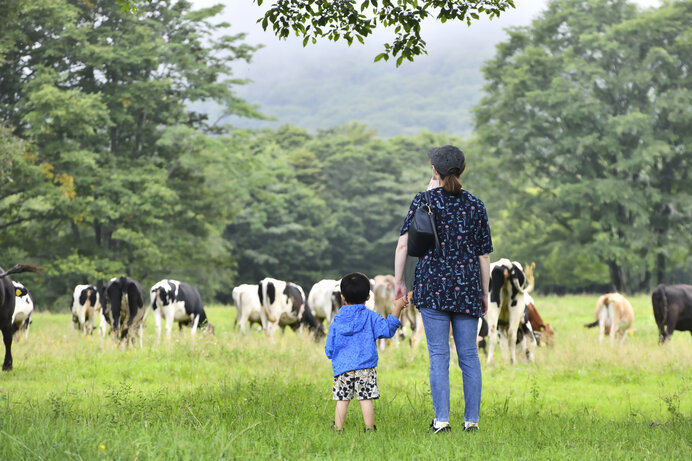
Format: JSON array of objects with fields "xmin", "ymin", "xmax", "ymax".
[{"xmin": 392, "ymin": 292, "xmax": 409, "ymax": 319}]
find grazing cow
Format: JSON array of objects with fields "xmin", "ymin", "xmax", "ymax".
[
  {"xmin": 100, "ymin": 276, "xmax": 146, "ymax": 347},
  {"xmin": 485, "ymin": 258, "xmax": 535, "ymax": 365},
  {"xmin": 0, "ymin": 263, "xmax": 40, "ymax": 370},
  {"xmin": 259, "ymin": 278, "xmax": 324, "ymax": 338},
  {"xmin": 71, "ymin": 284, "xmax": 101, "ymax": 335},
  {"xmin": 372, "ymin": 274, "xmax": 403, "ymax": 349},
  {"xmin": 525, "ymin": 293, "xmax": 554, "ymax": 346},
  {"xmin": 652, "ymin": 284, "xmax": 692, "ymax": 344},
  {"xmin": 477, "ymin": 306, "xmax": 536, "ymax": 361},
  {"xmin": 476, "ymin": 316, "xmax": 488, "ymax": 353},
  {"xmin": 12, "ymin": 281, "xmax": 33, "ymax": 342},
  {"xmin": 585, "ymin": 292, "xmax": 634, "ymax": 345},
  {"xmin": 364, "ymin": 290, "xmax": 376, "ymax": 312},
  {"xmin": 373, "ymin": 275, "xmax": 395, "ymax": 318},
  {"xmin": 150, "ymin": 280, "xmax": 214, "ymax": 342},
  {"xmin": 307, "ymin": 279, "xmax": 343, "ymax": 328},
  {"xmin": 232, "ymin": 284, "xmax": 263, "ymax": 333}
]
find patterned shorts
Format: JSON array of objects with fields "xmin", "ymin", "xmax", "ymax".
[{"xmin": 332, "ymin": 368, "xmax": 379, "ymax": 401}]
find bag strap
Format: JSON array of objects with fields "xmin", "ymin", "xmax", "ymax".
[{"xmin": 423, "ymin": 190, "xmax": 442, "ymax": 257}]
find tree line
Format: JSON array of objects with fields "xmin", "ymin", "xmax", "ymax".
[{"xmin": 1, "ymin": 0, "xmax": 690, "ymax": 310}]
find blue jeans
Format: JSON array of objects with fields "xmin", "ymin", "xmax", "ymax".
[{"xmin": 420, "ymin": 308, "xmax": 481, "ymax": 424}]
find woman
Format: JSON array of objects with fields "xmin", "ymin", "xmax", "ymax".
[{"xmin": 394, "ymin": 145, "xmax": 492, "ymax": 433}]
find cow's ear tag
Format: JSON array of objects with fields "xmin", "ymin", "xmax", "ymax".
[{"xmin": 15, "ymin": 289, "xmax": 22, "ymax": 297}]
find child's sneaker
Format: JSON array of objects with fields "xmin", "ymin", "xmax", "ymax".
[
  {"xmin": 364, "ymin": 425, "xmax": 377, "ymax": 433},
  {"xmin": 463, "ymin": 422, "xmax": 479, "ymax": 432},
  {"xmin": 428, "ymin": 419, "xmax": 451, "ymax": 433},
  {"xmin": 331, "ymin": 421, "xmax": 344, "ymax": 433}
]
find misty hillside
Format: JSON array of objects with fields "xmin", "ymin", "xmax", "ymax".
[
  {"xmin": 224, "ymin": 41, "xmax": 493, "ymax": 137},
  {"xmin": 191, "ymin": 0, "xmax": 544, "ymax": 137},
  {"xmin": 195, "ymin": 0, "xmax": 658, "ymax": 137}
]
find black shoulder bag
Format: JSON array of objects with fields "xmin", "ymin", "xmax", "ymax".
[{"xmin": 407, "ymin": 190, "xmax": 441, "ymax": 258}]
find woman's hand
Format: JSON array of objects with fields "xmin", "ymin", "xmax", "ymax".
[
  {"xmin": 481, "ymin": 294, "xmax": 488, "ymax": 316},
  {"xmin": 394, "ymin": 279, "xmax": 407, "ymax": 301}
]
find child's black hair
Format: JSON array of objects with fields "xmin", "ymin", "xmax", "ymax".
[{"xmin": 340, "ymin": 272, "xmax": 370, "ymax": 305}]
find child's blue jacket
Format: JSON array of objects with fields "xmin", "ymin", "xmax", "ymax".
[{"xmin": 325, "ymin": 304, "xmax": 401, "ymax": 377}]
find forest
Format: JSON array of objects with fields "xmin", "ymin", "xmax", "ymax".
[{"xmin": 1, "ymin": 0, "xmax": 690, "ymax": 310}]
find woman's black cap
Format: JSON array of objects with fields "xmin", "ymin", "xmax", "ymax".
[{"xmin": 427, "ymin": 145, "xmax": 465, "ymax": 177}]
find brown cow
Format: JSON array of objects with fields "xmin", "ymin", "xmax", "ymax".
[
  {"xmin": 525, "ymin": 293, "xmax": 554, "ymax": 346},
  {"xmin": 584, "ymin": 293, "xmax": 634, "ymax": 345}
]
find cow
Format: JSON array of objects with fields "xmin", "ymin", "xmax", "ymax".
[
  {"xmin": 525, "ymin": 293, "xmax": 554, "ymax": 346},
  {"xmin": 373, "ymin": 275, "xmax": 395, "ymax": 318},
  {"xmin": 651, "ymin": 284, "xmax": 692, "ymax": 344},
  {"xmin": 307, "ymin": 279, "xmax": 343, "ymax": 328},
  {"xmin": 12, "ymin": 281, "xmax": 33, "ymax": 342},
  {"xmin": 585, "ymin": 292, "xmax": 634, "ymax": 345},
  {"xmin": 485, "ymin": 258, "xmax": 536, "ymax": 365},
  {"xmin": 477, "ymin": 304, "xmax": 536, "ymax": 361},
  {"xmin": 0, "ymin": 263, "xmax": 40, "ymax": 370},
  {"xmin": 232, "ymin": 284, "xmax": 263, "ymax": 334},
  {"xmin": 364, "ymin": 290, "xmax": 376, "ymax": 312},
  {"xmin": 99, "ymin": 276, "xmax": 146, "ymax": 348},
  {"xmin": 71, "ymin": 284, "xmax": 101, "ymax": 335},
  {"xmin": 259, "ymin": 278, "xmax": 324, "ymax": 338},
  {"xmin": 372, "ymin": 274, "xmax": 404, "ymax": 349},
  {"xmin": 150, "ymin": 279, "xmax": 214, "ymax": 342}
]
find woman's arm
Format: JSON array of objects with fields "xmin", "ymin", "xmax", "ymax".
[
  {"xmin": 394, "ymin": 233, "xmax": 408, "ymax": 300},
  {"xmin": 478, "ymin": 253, "xmax": 490, "ymax": 315}
]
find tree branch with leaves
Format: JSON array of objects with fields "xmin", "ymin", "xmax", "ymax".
[
  {"xmin": 257, "ymin": 0, "xmax": 514, "ymax": 65},
  {"xmin": 117, "ymin": 1, "xmax": 515, "ymax": 66}
]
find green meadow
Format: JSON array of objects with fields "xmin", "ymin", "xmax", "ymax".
[{"xmin": 1, "ymin": 294, "xmax": 690, "ymax": 460}]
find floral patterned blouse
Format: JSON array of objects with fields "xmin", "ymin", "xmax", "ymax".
[{"xmin": 400, "ymin": 188, "xmax": 493, "ymax": 317}]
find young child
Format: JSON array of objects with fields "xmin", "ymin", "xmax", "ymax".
[{"xmin": 325, "ymin": 272, "xmax": 407, "ymax": 432}]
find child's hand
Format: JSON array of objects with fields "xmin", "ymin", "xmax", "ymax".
[
  {"xmin": 392, "ymin": 296, "xmax": 408, "ymax": 320},
  {"xmin": 394, "ymin": 296, "xmax": 408, "ymax": 310}
]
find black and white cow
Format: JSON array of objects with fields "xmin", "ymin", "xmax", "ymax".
[
  {"xmin": 0, "ymin": 263, "xmax": 40, "ymax": 370},
  {"xmin": 652, "ymin": 284, "xmax": 692, "ymax": 344},
  {"xmin": 478, "ymin": 303, "xmax": 536, "ymax": 361},
  {"xmin": 307, "ymin": 278, "xmax": 376, "ymax": 328},
  {"xmin": 150, "ymin": 279, "xmax": 214, "ymax": 342},
  {"xmin": 485, "ymin": 258, "xmax": 536, "ymax": 365},
  {"xmin": 12, "ymin": 281, "xmax": 34, "ymax": 342},
  {"xmin": 99, "ymin": 276, "xmax": 146, "ymax": 348},
  {"xmin": 71, "ymin": 284, "xmax": 101, "ymax": 335},
  {"xmin": 258, "ymin": 278, "xmax": 324, "ymax": 338},
  {"xmin": 307, "ymin": 279, "xmax": 343, "ymax": 328},
  {"xmin": 232, "ymin": 284, "xmax": 263, "ymax": 334}
]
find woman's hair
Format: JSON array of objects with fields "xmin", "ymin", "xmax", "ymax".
[{"xmin": 440, "ymin": 167, "xmax": 463, "ymax": 197}]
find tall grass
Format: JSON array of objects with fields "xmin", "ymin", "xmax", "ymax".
[{"xmin": 0, "ymin": 294, "xmax": 690, "ymax": 460}]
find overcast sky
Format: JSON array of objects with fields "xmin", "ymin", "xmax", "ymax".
[
  {"xmin": 193, "ymin": 0, "xmax": 662, "ymax": 74},
  {"xmin": 189, "ymin": 0, "xmax": 663, "ymax": 133}
]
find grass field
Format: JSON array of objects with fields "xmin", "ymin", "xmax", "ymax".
[{"xmin": 0, "ymin": 294, "xmax": 690, "ymax": 460}]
